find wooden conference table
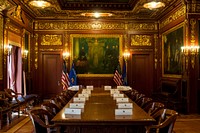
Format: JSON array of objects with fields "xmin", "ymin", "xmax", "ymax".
[{"xmin": 52, "ymin": 88, "xmax": 155, "ymax": 133}]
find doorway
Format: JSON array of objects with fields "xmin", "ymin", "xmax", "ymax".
[{"xmin": 7, "ymin": 45, "xmax": 22, "ymax": 93}]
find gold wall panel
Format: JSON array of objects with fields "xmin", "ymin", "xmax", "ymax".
[
  {"xmin": 160, "ymin": 6, "xmax": 186, "ymax": 29},
  {"xmin": 127, "ymin": 22, "xmax": 157, "ymax": 31},
  {"xmin": 131, "ymin": 35, "xmax": 152, "ymax": 46},
  {"xmin": 41, "ymin": 35, "xmax": 62, "ymax": 46}
]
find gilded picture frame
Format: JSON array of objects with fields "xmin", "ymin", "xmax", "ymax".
[
  {"xmin": 70, "ymin": 34, "xmax": 123, "ymax": 77},
  {"xmin": 162, "ymin": 24, "xmax": 184, "ymax": 77}
]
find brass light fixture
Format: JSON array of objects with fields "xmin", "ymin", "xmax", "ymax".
[
  {"xmin": 63, "ymin": 51, "xmax": 70, "ymax": 62},
  {"xmin": 123, "ymin": 50, "xmax": 130, "ymax": 62},
  {"xmin": 143, "ymin": 0, "xmax": 165, "ymax": 10},
  {"xmin": 23, "ymin": 49, "xmax": 29, "ymax": 59},
  {"xmin": 29, "ymin": 0, "xmax": 51, "ymax": 8},
  {"xmin": 181, "ymin": 45, "xmax": 200, "ymax": 69},
  {"xmin": 81, "ymin": 12, "xmax": 113, "ymax": 18}
]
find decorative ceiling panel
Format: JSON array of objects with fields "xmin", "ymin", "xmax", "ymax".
[{"xmin": 6, "ymin": 0, "xmax": 182, "ymax": 20}]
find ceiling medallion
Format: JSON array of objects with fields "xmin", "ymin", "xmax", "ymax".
[
  {"xmin": 143, "ymin": 1, "xmax": 165, "ymax": 10},
  {"xmin": 81, "ymin": 13, "xmax": 113, "ymax": 18},
  {"xmin": 29, "ymin": 0, "xmax": 51, "ymax": 8}
]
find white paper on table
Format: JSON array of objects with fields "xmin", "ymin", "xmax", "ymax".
[
  {"xmin": 110, "ymin": 89, "xmax": 120, "ymax": 95},
  {"xmin": 104, "ymin": 86, "xmax": 112, "ymax": 90},
  {"xmin": 116, "ymin": 98, "xmax": 129, "ymax": 103},
  {"xmin": 65, "ymin": 108, "xmax": 81, "ymax": 115},
  {"xmin": 86, "ymin": 86, "xmax": 93, "ymax": 90},
  {"xmin": 82, "ymin": 89, "xmax": 91, "ymax": 95},
  {"xmin": 73, "ymin": 97, "xmax": 86, "ymax": 102},
  {"xmin": 117, "ymin": 103, "xmax": 133, "ymax": 108},
  {"xmin": 68, "ymin": 86, "xmax": 79, "ymax": 91},
  {"xmin": 115, "ymin": 109, "xmax": 133, "ymax": 115},
  {"xmin": 69, "ymin": 103, "xmax": 85, "ymax": 109},
  {"xmin": 113, "ymin": 93, "xmax": 124, "ymax": 98},
  {"xmin": 117, "ymin": 86, "xmax": 124, "ymax": 90}
]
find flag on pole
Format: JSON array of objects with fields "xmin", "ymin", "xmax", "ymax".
[
  {"xmin": 69, "ymin": 62, "xmax": 77, "ymax": 86},
  {"xmin": 61, "ymin": 60, "xmax": 70, "ymax": 90},
  {"xmin": 122, "ymin": 59, "xmax": 128, "ymax": 86},
  {"xmin": 113, "ymin": 61, "xmax": 123, "ymax": 86}
]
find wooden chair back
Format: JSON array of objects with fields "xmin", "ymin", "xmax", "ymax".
[
  {"xmin": 29, "ymin": 108, "xmax": 59, "ymax": 133},
  {"xmin": 146, "ymin": 108, "xmax": 178, "ymax": 133}
]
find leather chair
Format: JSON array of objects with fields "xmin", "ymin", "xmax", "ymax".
[
  {"xmin": 134, "ymin": 93, "xmax": 145, "ymax": 103},
  {"xmin": 143, "ymin": 102, "xmax": 165, "ymax": 116},
  {"xmin": 0, "ymin": 92, "xmax": 12, "ymax": 129},
  {"xmin": 29, "ymin": 108, "xmax": 60, "ymax": 133},
  {"xmin": 145, "ymin": 109, "xmax": 178, "ymax": 133},
  {"xmin": 50, "ymin": 96, "xmax": 65, "ymax": 109},
  {"xmin": 136, "ymin": 97, "xmax": 153, "ymax": 109},
  {"xmin": 41, "ymin": 102, "xmax": 61, "ymax": 116}
]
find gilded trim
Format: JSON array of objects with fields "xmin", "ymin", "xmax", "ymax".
[
  {"xmin": 34, "ymin": 34, "xmax": 38, "ymax": 69},
  {"xmin": 127, "ymin": 22, "xmax": 157, "ymax": 31},
  {"xmin": 35, "ymin": 21, "xmax": 125, "ymax": 30},
  {"xmin": 41, "ymin": 35, "xmax": 62, "ymax": 46},
  {"xmin": 0, "ymin": 14, "xmax": 3, "ymax": 80},
  {"xmin": 160, "ymin": 6, "xmax": 186, "ymax": 29},
  {"xmin": 131, "ymin": 35, "xmax": 152, "ymax": 46}
]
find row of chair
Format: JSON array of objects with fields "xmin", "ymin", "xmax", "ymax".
[
  {"xmin": 124, "ymin": 88, "xmax": 179, "ymax": 133},
  {"xmin": 0, "ymin": 89, "xmax": 38, "ymax": 129},
  {"xmin": 29, "ymin": 89, "xmax": 77, "ymax": 133}
]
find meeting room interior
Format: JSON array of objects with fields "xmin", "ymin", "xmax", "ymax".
[{"xmin": 0, "ymin": 0, "xmax": 200, "ymax": 133}]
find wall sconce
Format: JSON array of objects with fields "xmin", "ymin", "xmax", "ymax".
[
  {"xmin": 123, "ymin": 50, "xmax": 130, "ymax": 62},
  {"xmin": 63, "ymin": 51, "xmax": 70, "ymax": 61},
  {"xmin": 23, "ymin": 49, "xmax": 28, "ymax": 59},
  {"xmin": 181, "ymin": 45, "xmax": 199, "ymax": 69},
  {"xmin": 7, "ymin": 45, "xmax": 12, "ymax": 55}
]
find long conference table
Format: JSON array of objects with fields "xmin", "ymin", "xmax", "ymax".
[{"xmin": 52, "ymin": 88, "xmax": 155, "ymax": 133}]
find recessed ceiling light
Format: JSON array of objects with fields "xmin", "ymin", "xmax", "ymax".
[
  {"xmin": 143, "ymin": 1, "xmax": 165, "ymax": 10},
  {"xmin": 29, "ymin": 0, "xmax": 51, "ymax": 8},
  {"xmin": 81, "ymin": 13, "xmax": 113, "ymax": 18}
]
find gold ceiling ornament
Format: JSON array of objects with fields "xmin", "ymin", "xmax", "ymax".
[
  {"xmin": 29, "ymin": 0, "xmax": 51, "ymax": 8},
  {"xmin": 143, "ymin": 0, "xmax": 165, "ymax": 10},
  {"xmin": 80, "ymin": 13, "xmax": 113, "ymax": 18}
]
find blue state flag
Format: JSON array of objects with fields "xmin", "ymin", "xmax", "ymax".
[
  {"xmin": 122, "ymin": 59, "xmax": 128, "ymax": 86},
  {"xmin": 69, "ymin": 63, "xmax": 77, "ymax": 86}
]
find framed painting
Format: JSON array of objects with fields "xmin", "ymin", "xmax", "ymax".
[
  {"xmin": 162, "ymin": 24, "xmax": 184, "ymax": 77},
  {"xmin": 70, "ymin": 34, "xmax": 123, "ymax": 76}
]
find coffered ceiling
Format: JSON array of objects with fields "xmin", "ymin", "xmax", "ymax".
[{"xmin": 3, "ymin": 0, "xmax": 183, "ymax": 20}]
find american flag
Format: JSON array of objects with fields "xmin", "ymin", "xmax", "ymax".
[
  {"xmin": 113, "ymin": 62, "xmax": 123, "ymax": 86},
  {"xmin": 61, "ymin": 60, "xmax": 70, "ymax": 90}
]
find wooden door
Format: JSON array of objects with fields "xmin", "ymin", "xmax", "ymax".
[
  {"xmin": 130, "ymin": 52, "xmax": 153, "ymax": 97},
  {"xmin": 41, "ymin": 52, "xmax": 62, "ymax": 98}
]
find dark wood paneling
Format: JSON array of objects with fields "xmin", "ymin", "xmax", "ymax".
[
  {"xmin": 77, "ymin": 76, "xmax": 116, "ymax": 88},
  {"xmin": 130, "ymin": 51, "xmax": 153, "ymax": 97},
  {"xmin": 40, "ymin": 52, "xmax": 63, "ymax": 99}
]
